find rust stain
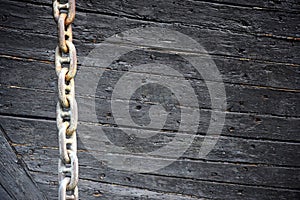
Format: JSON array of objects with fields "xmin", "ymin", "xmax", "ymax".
[
  {"xmin": 258, "ymin": 33, "xmax": 300, "ymax": 41},
  {"xmin": 239, "ymin": 58, "xmax": 251, "ymax": 61},
  {"xmin": 0, "ymin": 54, "xmax": 52, "ymax": 64}
]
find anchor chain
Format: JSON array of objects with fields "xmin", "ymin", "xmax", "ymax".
[{"xmin": 53, "ymin": 0, "xmax": 78, "ymax": 199}]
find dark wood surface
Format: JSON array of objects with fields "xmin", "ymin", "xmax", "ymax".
[
  {"xmin": 0, "ymin": 0, "xmax": 299, "ymax": 199},
  {"xmin": 0, "ymin": 125, "xmax": 47, "ymax": 200}
]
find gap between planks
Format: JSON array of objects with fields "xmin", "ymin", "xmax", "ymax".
[
  {"xmin": 0, "ymin": 54, "xmax": 299, "ymax": 93},
  {"xmin": 27, "ymin": 168, "xmax": 300, "ymax": 193}
]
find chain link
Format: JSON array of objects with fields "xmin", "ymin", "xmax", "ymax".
[{"xmin": 53, "ymin": 0, "xmax": 78, "ymax": 199}]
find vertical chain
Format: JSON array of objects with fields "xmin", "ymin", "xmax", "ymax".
[{"xmin": 53, "ymin": 1, "xmax": 78, "ymax": 199}]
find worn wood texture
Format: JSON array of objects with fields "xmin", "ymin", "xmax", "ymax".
[
  {"xmin": 0, "ymin": 0, "xmax": 299, "ymax": 199},
  {"xmin": 0, "ymin": 125, "xmax": 47, "ymax": 200},
  {"xmin": 2, "ymin": 116, "xmax": 300, "ymax": 199},
  {"xmin": 1, "ymin": 0, "xmax": 300, "ymax": 64}
]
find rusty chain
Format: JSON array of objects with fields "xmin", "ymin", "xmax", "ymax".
[{"xmin": 53, "ymin": 0, "xmax": 78, "ymax": 199}]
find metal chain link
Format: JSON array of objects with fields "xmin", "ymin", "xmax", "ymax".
[{"xmin": 53, "ymin": 1, "xmax": 78, "ymax": 199}]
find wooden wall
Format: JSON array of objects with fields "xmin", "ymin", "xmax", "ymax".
[{"xmin": 0, "ymin": 0, "xmax": 299, "ymax": 199}]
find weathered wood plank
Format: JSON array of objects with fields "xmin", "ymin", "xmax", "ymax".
[
  {"xmin": 12, "ymin": 0, "xmax": 300, "ymax": 12},
  {"xmin": 1, "ymin": 0, "xmax": 299, "ymax": 199},
  {"xmin": 6, "ymin": 0, "xmax": 300, "ymax": 37},
  {"xmin": 0, "ymin": 125, "xmax": 46, "ymax": 200},
  {"xmin": 0, "ymin": 71, "xmax": 299, "ymax": 121},
  {"xmin": 77, "ymin": 63, "xmax": 299, "ymax": 117},
  {"xmin": 14, "ymin": 145, "xmax": 300, "ymax": 190},
  {"xmin": 24, "ymin": 163, "xmax": 300, "ymax": 199},
  {"xmin": 2, "ymin": 126, "xmax": 296, "ymax": 200},
  {"xmin": 1, "ymin": 116, "xmax": 299, "ymax": 167},
  {"xmin": 0, "ymin": 82, "xmax": 298, "ymax": 143},
  {"xmin": 0, "ymin": 58, "xmax": 55, "ymax": 91},
  {"xmin": 74, "ymin": 0, "xmax": 300, "ymax": 36},
  {"xmin": 82, "ymin": 50, "xmax": 300, "ymax": 90},
  {"xmin": 205, "ymin": 0, "xmax": 300, "ymax": 12},
  {"xmin": 30, "ymin": 171, "xmax": 202, "ymax": 200},
  {"xmin": 1, "ymin": 50, "xmax": 299, "ymax": 90},
  {"xmin": 1, "ymin": 1, "xmax": 300, "ymax": 64},
  {"xmin": 0, "ymin": 185, "xmax": 13, "ymax": 200},
  {"xmin": 0, "ymin": 57, "xmax": 299, "ymax": 142}
]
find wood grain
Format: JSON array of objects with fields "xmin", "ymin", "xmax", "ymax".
[
  {"xmin": 0, "ymin": 125, "xmax": 46, "ymax": 200},
  {"xmin": 0, "ymin": 0, "xmax": 300, "ymax": 64},
  {"xmin": 0, "ymin": 0, "xmax": 299, "ymax": 199}
]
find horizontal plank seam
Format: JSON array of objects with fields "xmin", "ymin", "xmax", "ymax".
[
  {"xmin": 8, "ymin": 0, "xmax": 300, "ymax": 40},
  {"xmin": 189, "ymin": 0, "xmax": 300, "ymax": 13},
  {"xmin": 1, "ymin": 52, "xmax": 300, "ymax": 68},
  {"xmin": 76, "ymin": 65, "xmax": 300, "ymax": 92},
  {"xmin": 0, "ymin": 107, "xmax": 300, "ymax": 141},
  {"xmin": 2, "ymin": 0, "xmax": 300, "ymax": 41},
  {"xmin": 0, "ymin": 112, "xmax": 56, "ymax": 121},
  {"xmin": 2, "ymin": 113, "xmax": 298, "ymax": 147},
  {"xmin": 1, "ymin": 66, "xmax": 299, "ymax": 93},
  {"xmin": 1, "ymin": 57, "xmax": 298, "ymax": 94},
  {"xmin": 136, "ymin": 172, "xmax": 300, "ymax": 191},
  {"xmin": 80, "ymin": 121, "xmax": 300, "ymax": 144},
  {"xmin": 29, "ymin": 170, "xmax": 203, "ymax": 199},
  {"xmin": 28, "ymin": 168, "xmax": 300, "ymax": 193},
  {"xmin": 79, "ymin": 44, "xmax": 300, "ymax": 67},
  {"xmin": 1, "ymin": 99, "xmax": 300, "ymax": 125},
  {"xmin": 78, "ymin": 174, "xmax": 300, "ymax": 193},
  {"xmin": 181, "ymin": 156, "xmax": 300, "ymax": 169},
  {"xmin": 9, "ymin": 0, "xmax": 300, "ymax": 13},
  {"xmin": 1, "ymin": 24, "xmax": 300, "ymax": 66},
  {"xmin": 1, "ymin": 84, "xmax": 299, "ymax": 118},
  {"xmin": 102, "ymin": 40, "xmax": 300, "ymax": 65},
  {"xmin": 1, "ymin": 53, "xmax": 299, "ymax": 92},
  {"xmin": 8, "ymin": 0, "xmax": 297, "ymax": 13},
  {"xmin": 11, "ymin": 143, "xmax": 300, "ymax": 169}
]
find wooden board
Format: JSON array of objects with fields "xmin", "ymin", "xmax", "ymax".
[
  {"xmin": 0, "ymin": 0, "xmax": 299, "ymax": 199},
  {"xmin": 0, "ymin": 125, "xmax": 46, "ymax": 200}
]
